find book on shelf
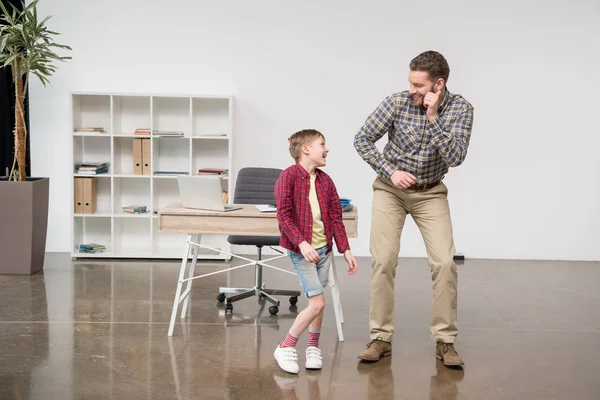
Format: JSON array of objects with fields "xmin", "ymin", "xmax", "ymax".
[
  {"xmin": 79, "ymin": 243, "xmax": 106, "ymax": 253},
  {"xmin": 122, "ymin": 205, "xmax": 147, "ymax": 214},
  {"xmin": 75, "ymin": 162, "xmax": 109, "ymax": 175},
  {"xmin": 74, "ymin": 127, "xmax": 106, "ymax": 133},
  {"xmin": 198, "ymin": 168, "xmax": 228, "ymax": 176},
  {"xmin": 134, "ymin": 128, "xmax": 151, "ymax": 135}
]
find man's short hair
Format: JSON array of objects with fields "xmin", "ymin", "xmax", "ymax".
[
  {"xmin": 288, "ymin": 129, "xmax": 324, "ymax": 162},
  {"xmin": 410, "ymin": 50, "xmax": 450, "ymax": 85}
]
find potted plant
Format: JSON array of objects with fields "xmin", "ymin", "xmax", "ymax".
[{"xmin": 0, "ymin": 0, "xmax": 71, "ymax": 274}]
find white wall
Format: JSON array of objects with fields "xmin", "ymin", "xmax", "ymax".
[{"xmin": 29, "ymin": 0, "xmax": 600, "ymax": 261}]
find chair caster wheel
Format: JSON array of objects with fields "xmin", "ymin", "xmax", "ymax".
[
  {"xmin": 217, "ymin": 293, "xmax": 226, "ymax": 303},
  {"xmin": 225, "ymin": 303, "xmax": 233, "ymax": 313},
  {"xmin": 289, "ymin": 296, "xmax": 298, "ymax": 306},
  {"xmin": 268, "ymin": 306, "xmax": 279, "ymax": 315}
]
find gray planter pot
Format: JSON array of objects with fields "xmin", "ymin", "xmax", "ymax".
[{"xmin": 0, "ymin": 177, "xmax": 49, "ymax": 275}]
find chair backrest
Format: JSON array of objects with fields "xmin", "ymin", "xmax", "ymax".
[{"xmin": 232, "ymin": 167, "xmax": 282, "ymax": 205}]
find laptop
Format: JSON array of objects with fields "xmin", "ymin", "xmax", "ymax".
[{"xmin": 177, "ymin": 175, "xmax": 243, "ymax": 212}]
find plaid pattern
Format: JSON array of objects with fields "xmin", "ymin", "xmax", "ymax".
[
  {"xmin": 275, "ymin": 164, "xmax": 350, "ymax": 255},
  {"xmin": 354, "ymin": 89, "xmax": 474, "ymax": 184}
]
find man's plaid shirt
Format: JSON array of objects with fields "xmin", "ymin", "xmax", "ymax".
[
  {"xmin": 274, "ymin": 164, "xmax": 350, "ymax": 255},
  {"xmin": 354, "ymin": 89, "xmax": 474, "ymax": 184}
]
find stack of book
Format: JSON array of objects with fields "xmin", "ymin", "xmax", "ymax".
[
  {"xmin": 134, "ymin": 128, "xmax": 151, "ymax": 135},
  {"xmin": 122, "ymin": 205, "xmax": 147, "ymax": 214},
  {"xmin": 75, "ymin": 162, "xmax": 109, "ymax": 175},
  {"xmin": 79, "ymin": 243, "xmax": 106, "ymax": 253}
]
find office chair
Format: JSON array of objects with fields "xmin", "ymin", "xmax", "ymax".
[{"xmin": 217, "ymin": 167, "xmax": 300, "ymax": 315}]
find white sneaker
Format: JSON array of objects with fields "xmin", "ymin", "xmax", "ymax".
[
  {"xmin": 274, "ymin": 345, "xmax": 299, "ymax": 374},
  {"xmin": 305, "ymin": 346, "xmax": 323, "ymax": 370}
]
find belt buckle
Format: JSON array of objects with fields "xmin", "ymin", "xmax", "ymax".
[{"xmin": 413, "ymin": 182, "xmax": 425, "ymax": 191}]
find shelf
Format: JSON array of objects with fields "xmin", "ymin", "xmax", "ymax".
[
  {"xmin": 113, "ymin": 177, "xmax": 150, "ymax": 211},
  {"xmin": 113, "ymin": 136, "xmax": 151, "ymax": 176},
  {"xmin": 191, "ymin": 139, "xmax": 228, "ymax": 175},
  {"xmin": 74, "ymin": 173, "xmax": 111, "ymax": 178},
  {"xmin": 114, "ymin": 213, "xmax": 152, "ymax": 218},
  {"xmin": 72, "ymin": 93, "xmax": 234, "ymax": 260},
  {"xmin": 113, "ymin": 96, "xmax": 151, "ymax": 136},
  {"xmin": 192, "ymin": 97, "xmax": 230, "ymax": 137},
  {"xmin": 153, "ymin": 136, "xmax": 190, "ymax": 175},
  {"xmin": 191, "ymin": 135, "xmax": 229, "ymax": 140},
  {"xmin": 95, "ymin": 178, "xmax": 112, "ymax": 214},
  {"xmin": 72, "ymin": 177, "xmax": 111, "ymax": 215},
  {"xmin": 153, "ymin": 97, "xmax": 189, "ymax": 136},
  {"xmin": 113, "ymin": 218, "xmax": 151, "ymax": 255},
  {"xmin": 113, "ymin": 134, "xmax": 149, "ymax": 138},
  {"xmin": 73, "ymin": 216, "xmax": 111, "ymax": 254},
  {"xmin": 73, "ymin": 251, "xmax": 114, "ymax": 258},
  {"xmin": 72, "ymin": 94, "xmax": 110, "ymax": 134},
  {"xmin": 112, "ymin": 174, "xmax": 150, "ymax": 179},
  {"xmin": 74, "ymin": 133, "xmax": 109, "ymax": 137},
  {"xmin": 73, "ymin": 136, "xmax": 111, "ymax": 172}
]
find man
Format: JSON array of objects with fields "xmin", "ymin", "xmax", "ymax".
[{"xmin": 353, "ymin": 50, "xmax": 474, "ymax": 366}]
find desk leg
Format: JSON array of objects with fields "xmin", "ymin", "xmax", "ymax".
[
  {"xmin": 331, "ymin": 256, "xmax": 344, "ymax": 323},
  {"xmin": 168, "ymin": 235, "xmax": 192, "ymax": 337},
  {"xmin": 329, "ymin": 255, "xmax": 344, "ymax": 341},
  {"xmin": 181, "ymin": 234, "xmax": 201, "ymax": 319}
]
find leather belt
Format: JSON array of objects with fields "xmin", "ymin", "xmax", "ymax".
[{"xmin": 409, "ymin": 181, "xmax": 441, "ymax": 191}]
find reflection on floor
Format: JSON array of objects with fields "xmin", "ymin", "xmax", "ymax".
[{"xmin": 1, "ymin": 253, "xmax": 599, "ymax": 399}]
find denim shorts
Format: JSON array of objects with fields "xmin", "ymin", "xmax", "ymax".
[{"xmin": 289, "ymin": 245, "xmax": 331, "ymax": 297}]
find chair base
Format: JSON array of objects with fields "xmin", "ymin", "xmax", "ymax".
[
  {"xmin": 218, "ymin": 245, "xmax": 300, "ymax": 315},
  {"xmin": 218, "ymin": 285, "xmax": 300, "ymax": 315}
]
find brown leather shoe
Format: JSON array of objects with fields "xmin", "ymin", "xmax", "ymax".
[
  {"xmin": 358, "ymin": 339, "xmax": 392, "ymax": 362},
  {"xmin": 436, "ymin": 342, "xmax": 464, "ymax": 366}
]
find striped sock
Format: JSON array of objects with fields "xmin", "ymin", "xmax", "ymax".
[
  {"xmin": 280, "ymin": 330, "xmax": 299, "ymax": 348},
  {"xmin": 308, "ymin": 329, "xmax": 320, "ymax": 348}
]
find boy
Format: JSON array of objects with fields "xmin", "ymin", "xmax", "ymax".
[{"xmin": 273, "ymin": 129, "xmax": 358, "ymax": 374}]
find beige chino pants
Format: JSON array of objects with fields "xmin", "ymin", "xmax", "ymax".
[{"xmin": 369, "ymin": 176, "xmax": 458, "ymax": 344}]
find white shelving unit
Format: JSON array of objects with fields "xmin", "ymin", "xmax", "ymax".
[{"xmin": 70, "ymin": 93, "xmax": 234, "ymax": 260}]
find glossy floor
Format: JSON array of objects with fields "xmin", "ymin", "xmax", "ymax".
[{"xmin": 1, "ymin": 253, "xmax": 599, "ymax": 399}]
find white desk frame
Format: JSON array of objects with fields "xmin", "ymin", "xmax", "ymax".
[{"xmin": 158, "ymin": 204, "xmax": 358, "ymax": 341}]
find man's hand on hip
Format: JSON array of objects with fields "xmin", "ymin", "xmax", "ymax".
[{"xmin": 390, "ymin": 171, "xmax": 416, "ymax": 189}]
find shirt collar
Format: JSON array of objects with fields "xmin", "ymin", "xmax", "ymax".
[{"xmin": 295, "ymin": 163, "xmax": 321, "ymax": 180}]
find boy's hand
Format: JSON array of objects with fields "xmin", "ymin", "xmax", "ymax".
[
  {"xmin": 299, "ymin": 241, "xmax": 320, "ymax": 263},
  {"xmin": 344, "ymin": 250, "xmax": 358, "ymax": 275}
]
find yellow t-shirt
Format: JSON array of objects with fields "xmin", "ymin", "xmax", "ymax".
[{"xmin": 309, "ymin": 174, "xmax": 327, "ymax": 249}]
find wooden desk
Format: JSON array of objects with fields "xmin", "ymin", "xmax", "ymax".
[
  {"xmin": 158, "ymin": 203, "xmax": 359, "ymax": 340},
  {"xmin": 158, "ymin": 203, "xmax": 358, "ymax": 237}
]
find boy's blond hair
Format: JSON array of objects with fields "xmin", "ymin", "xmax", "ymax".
[{"xmin": 288, "ymin": 129, "xmax": 324, "ymax": 162}]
